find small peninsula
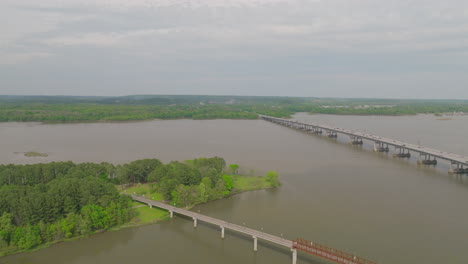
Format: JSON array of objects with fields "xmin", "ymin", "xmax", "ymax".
[{"xmin": 0, "ymin": 157, "xmax": 280, "ymax": 256}]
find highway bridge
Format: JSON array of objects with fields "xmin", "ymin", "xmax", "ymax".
[
  {"xmin": 132, "ymin": 195, "xmax": 377, "ymax": 264},
  {"xmin": 261, "ymin": 115, "xmax": 468, "ymax": 174}
]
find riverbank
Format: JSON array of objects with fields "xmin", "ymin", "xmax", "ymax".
[
  {"xmin": 0, "ymin": 174, "xmax": 279, "ymax": 258},
  {"xmin": 120, "ymin": 174, "xmax": 278, "ymax": 225}
]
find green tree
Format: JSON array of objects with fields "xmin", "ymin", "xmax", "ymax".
[
  {"xmin": 80, "ymin": 204, "xmax": 110, "ymax": 231},
  {"xmin": 13, "ymin": 225, "xmax": 42, "ymax": 250},
  {"xmin": 229, "ymin": 164, "xmax": 239, "ymax": 175},
  {"xmin": 265, "ymin": 171, "xmax": 280, "ymax": 187},
  {"xmin": 60, "ymin": 213, "xmax": 78, "ymax": 238},
  {"xmin": 0, "ymin": 212, "xmax": 14, "ymax": 246},
  {"xmin": 221, "ymin": 175, "xmax": 233, "ymax": 196}
]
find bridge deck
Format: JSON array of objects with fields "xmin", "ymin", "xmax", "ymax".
[
  {"xmin": 261, "ymin": 115, "xmax": 468, "ymax": 166},
  {"xmin": 132, "ymin": 195, "xmax": 293, "ymax": 248},
  {"xmin": 132, "ymin": 196, "xmax": 378, "ymax": 263}
]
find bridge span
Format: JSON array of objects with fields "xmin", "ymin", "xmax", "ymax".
[
  {"xmin": 261, "ymin": 115, "xmax": 468, "ymax": 173},
  {"xmin": 132, "ymin": 195, "xmax": 377, "ymax": 264}
]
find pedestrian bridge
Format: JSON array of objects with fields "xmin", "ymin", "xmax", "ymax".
[{"xmin": 132, "ymin": 195, "xmax": 377, "ymax": 264}]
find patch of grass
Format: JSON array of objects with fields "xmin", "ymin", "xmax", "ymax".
[
  {"xmin": 24, "ymin": 151, "xmax": 48, "ymax": 157},
  {"xmin": 130, "ymin": 205, "xmax": 168, "ymax": 224},
  {"xmin": 120, "ymin": 183, "xmax": 163, "ymax": 201},
  {"xmin": 232, "ymin": 175, "xmax": 273, "ymax": 192}
]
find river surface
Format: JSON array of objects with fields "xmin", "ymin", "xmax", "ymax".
[{"xmin": 1, "ymin": 113, "xmax": 468, "ymax": 264}]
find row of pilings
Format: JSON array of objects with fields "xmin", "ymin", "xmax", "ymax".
[{"xmin": 261, "ymin": 116, "xmax": 468, "ymax": 174}]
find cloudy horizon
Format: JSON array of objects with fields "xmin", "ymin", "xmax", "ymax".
[{"xmin": 1, "ymin": 0, "xmax": 468, "ymax": 99}]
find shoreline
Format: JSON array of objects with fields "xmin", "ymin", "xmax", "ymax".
[
  {"xmin": 2, "ymin": 112, "xmax": 466, "ymax": 125},
  {"xmin": 1, "ymin": 182, "xmax": 277, "ymax": 258},
  {"xmin": 0, "ymin": 117, "xmax": 261, "ymax": 125}
]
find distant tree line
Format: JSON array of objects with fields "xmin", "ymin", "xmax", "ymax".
[
  {"xmin": 0, "ymin": 104, "xmax": 259, "ymax": 122},
  {"xmin": 2, "ymin": 96, "xmax": 468, "ymax": 123}
]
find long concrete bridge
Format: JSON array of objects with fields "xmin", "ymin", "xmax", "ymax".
[
  {"xmin": 261, "ymin": 115, "xmax": 468, "ymax": 174},
  {"xmin": 132, "ymin": 195, "xmax": 377, "ymax": 264}
]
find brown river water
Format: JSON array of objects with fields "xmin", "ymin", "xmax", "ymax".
[{"xmin": 1, "ymin": 113, "xmax": 468, "ymax": 264}]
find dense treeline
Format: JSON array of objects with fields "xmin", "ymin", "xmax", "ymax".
[
  {"xmin": 0, "ymin": 104, "xmax": 258, "ymax": 122},
  {"xmin": 0, "ymin": 177, "xmax": 132, "ymax": 253},
  {"xmin": 0, "ymin": 158, "xmax": 225, "ymax": 187},
  {"xmin": 1, "ymin": 95, "xmax": 467, "ymax": 123},
  {"xmin": 0, "ymin": 157, "xmax": 266, "ymax": 255},
  {"xmin": 120, "ymin": 157, "xmax": 239, "ymax": 206}
]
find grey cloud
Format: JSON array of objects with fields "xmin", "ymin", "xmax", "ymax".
[{"xmin": 1, "ymin": 0, "xmax": 468, "ymax": 98}]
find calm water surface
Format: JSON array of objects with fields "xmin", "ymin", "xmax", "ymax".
[{"xmin": 1, "ymin": 114, "xmax": 468, "ymax": 264}]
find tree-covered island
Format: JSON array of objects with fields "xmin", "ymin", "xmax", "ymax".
[{"xmin": 0, "ymin": 157, "xmax": 280, "ymax": 257}]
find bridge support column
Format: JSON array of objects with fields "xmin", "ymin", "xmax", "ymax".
[
  {"xmin": 394, "ymin": 147, "xmax": 411, "ymax": 158},
  {"xmin": 193, "ymin": 217, "xmax": 197, "ymax": 228},
  {"xmin": 253, "ymin": 236, "xmax": 257, "ymax": 251},
  {"xmin": 148, "ymin": 203, "xmax": 152, "ymax": 208},
  {"xmin": 450, "ymin": 162, "xmax": 467, "ymax": 174},
  {"xmin": 292, "ymin": 249, "xmax": 297, "ymax": 264},
  {"xmin": 327, "ymin": 131, "xmax": 338, "ymax": 138},
  {"xmin": 418, "ymin": 153, "xmax": 437, "ymax": 165},
  {"xmin": 169, "ymin": 211, "xmax": 173, "ymax": 218},
  {"xmin": 351, "ymin": 136, "xmax": 363, "ymax": 145},
  {"xmin": 374, "ymin": 141, "xmax": 389, "ymax": 152},
  {"xmin": 220, "ymin": 226, "xmax": 225, "ymax": 239}
]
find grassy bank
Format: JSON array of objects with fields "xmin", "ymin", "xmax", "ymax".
[
  {"xmin": 119, "ymin": 174, "xmax": 278, "ymax": 224},
  {"xmin": 122, "ymin": 202, "xmax": 168, "ymax": 226}
]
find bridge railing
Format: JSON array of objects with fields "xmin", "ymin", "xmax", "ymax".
[{"xmin": 293, "ymin": 238, "xmax": 377, "ymax": 264}]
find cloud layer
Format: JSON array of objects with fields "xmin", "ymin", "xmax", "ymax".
[{"xmin": 1, "ymin": 0, "xmax": 468, "ymax": 98}]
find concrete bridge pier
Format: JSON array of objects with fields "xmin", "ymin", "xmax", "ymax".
[
  {"xmin": 253, "ymin": 236, "xmax": 258, "ymax": 251},
  {"xmin": 417, "ymin": 153, "xmax": 437, "ymax": 165},
  {"xmin": 327, "ymin": 130, "xmax": 338, "ymax": 138},
  {"xmin": 292, "ymin": 249, "xmax": 297, "ymax": 264},
  {"xmin": 148, "ymin": 203, "xmax": 152, "ymax": 208},
  {"xmin": 374, "ymin": 141, "xmax": 390, "ymax": 152},
  {"xmin": 220, "ymin": 226, "xmax": 225, "ymax": 238},
  {"xmin": 394, "ymin": 147, "xmax": 411, "ymax": 158},
  {"xmin": 193, "ymin": 217, "xmax": 197, "ymax": 228},
  {"xmin": 450, "ymin": 162, "xmax": 467, "ymax": 174},
  {"xmin": 169, "ymin": 211, "xmax": 173, "ymax": 218},
  {"xmin": 313, "ymin": 127, "xmax": 323, "ymax": 134},
  {"xmin": 351, "ymin": 136, "xmax": 363, "ymax": 145}
]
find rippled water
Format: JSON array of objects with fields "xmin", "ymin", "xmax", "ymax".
[{"xmin": 2, "ymin": 113, "xmax": 468, "ymax": 264}]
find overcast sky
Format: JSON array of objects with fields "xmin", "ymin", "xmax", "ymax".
[{"xmin": 1, "ymin": 0, "xmax": 468, "ymax": 99}]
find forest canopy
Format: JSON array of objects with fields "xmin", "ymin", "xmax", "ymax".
[{"xmin": 0, "ymin": 157, "xmax": 277, "ymax": 255}]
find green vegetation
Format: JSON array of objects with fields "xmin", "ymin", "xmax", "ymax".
[
  {"xmin": 265, "ymin": 171, "xmax": 281, "ymax": 187},
  {"xmin": 229, "ymin": 164, "xmax": 239, "ymax": 174},
  {"xmin": 232, "ymin": 175, "xmax": 277, "ymax": 192},
  {"xmin": 0, "ymin": 177, "xmax": 133, "ymax": 256},
  {"xmin": 1, "ymin": 95, "xmax": 467, "ymax": 123},
  {"xmin": 120, "ymin": 184, "xmax": 163, "ymax": 201},
  {"xmin": 129, "ymin": 206, "xmax": 168, "ymax": 225},
  {"xmin": 0, "ymin": 157, "xmax": 280, "ymax": 256},
  {"xmin": 24, "ymin": 152, "xmax": 48, "ymax": 157}
]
